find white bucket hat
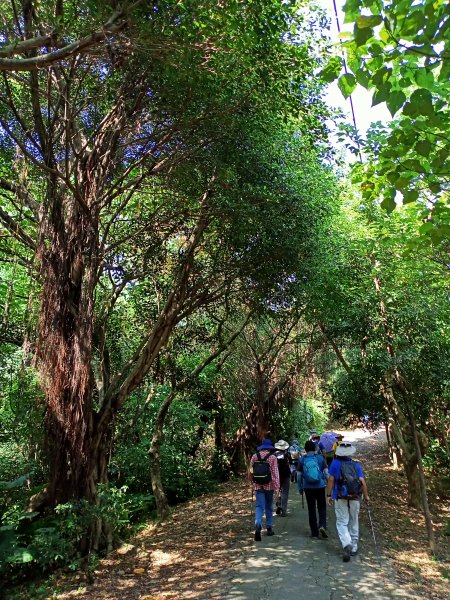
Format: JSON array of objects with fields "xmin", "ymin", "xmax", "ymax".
[
  {"xmin": 335, "ymin": 442, "xmax": 356, "ymax": 457},
  {"xmin": 275, "ymin": 439, "xmax": 289, "ymax": 451}
]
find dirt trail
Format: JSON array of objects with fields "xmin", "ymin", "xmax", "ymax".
[{"xmin": 11, "ymin": 430, "xmax": 448, "ymax": 599}]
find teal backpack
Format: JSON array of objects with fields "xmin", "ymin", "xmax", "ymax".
[{"xmin": 303, "ymin": 455, "xmax": 321, "ymax": 484}]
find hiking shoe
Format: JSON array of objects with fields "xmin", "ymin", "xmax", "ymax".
[
  {"xmin": 281, "ymin": 510, "xmax": 287, "ymax": 517},
  {"xmin": 343, "ymin": 544, "xmax": 352, "ymax": 562},
  {"xmin": 254, "ymin": 525, "xmax": 262, "ymax": 542},
  {"xmin": 267, "ymin": 527, "xmax": 275, "ymax": 536},
  {"xmin": 319, "ymin": 527, "xmax": 328, "ymax": 539},
  {"xmin": 276, "ymin": 506, "xmax": 282, "ymax": 515},
  {"xmin": 351, "ymin": 549, "xmax": 358, "ymax": 556}
]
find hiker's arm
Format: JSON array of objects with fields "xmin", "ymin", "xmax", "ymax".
[
  {"xmin": 326, "ymin": 475, "xmax": 335, "ymax": 505},
  {"xmin": 360, "ymin": 477, "xmax": 370, "ymax": 502}
]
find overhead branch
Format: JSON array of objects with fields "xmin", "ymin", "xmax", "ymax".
[
  {"xmin": 0, "ymin": 1, "xmax": 147, "ymax": 71},
  {"xmin": 0, "ymin": 207, "xmax": 36, "ymax": 250},
  {"xmin": 0, "ymin": 177, "xmax": 39, "ymax": 213}
]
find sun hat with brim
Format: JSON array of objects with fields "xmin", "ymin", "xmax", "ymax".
[
  {"xmin": 257, "ymin": 438, "xmax": 275, "ymax": 451},
  {"xmin": 275, "ymin": 439, "xmax": 289, "ymax": 450},
  {"xmin": 335, "ymin": 442, "xmax": 356, "ymax": 457}
]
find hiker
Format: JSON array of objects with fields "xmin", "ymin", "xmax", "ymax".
[
  {"xmin": 288, "ymin": 439, "xmax": 301, "ymax": 482},
  {"xmin": 248, "ymin": 438, "xmax": 280, "ymax": 541},
  {"xmin": 331, "ymin": 433, "xmax": 344, "ymax": 459},
  {"xmin": 297, "ymin": 440, "xmax": 328, "ymax": 539},
  {"xmin": 326, "ymin": 442, "xmax": 370, "ymax": 562},
  {"xmin": 310, "ymin": 431, "xmax": 327, "ymax": 461},
  {"xmin": 320, "ymin": 431, "xmax": 338, "ymax": 467},
  {"xmin": 274, "ymin": 439, "xmax": 292, "ymax": 516}
]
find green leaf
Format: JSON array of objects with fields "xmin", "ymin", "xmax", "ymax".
[
  {"xmin": 409, "ymin": 88, "xmax": 434, "ymax": 116},
  {"xmin": 387, "ymin": 90, "xmax": 406, "ymax": 116},
  {"xmin": 354, "ymin": 25, "xmax": 374, "ymax": 47},
  {"xmin": 414, "ymin": 69, "xmax": 435, "ymax": 90},
  {"xmin": 372, "ymin": 83, "xmax": 391, "ymax": 106},
  {"xmin": 380, "ymin": 194, "xmax": 396, "ymax": 213},
  {"xmin": 356, "ymin": 15, "xmax": 382, "ymax": 29},
  {"xmin": 403, "ymin": 159, "xmax": 424, "ymax": 172},
  {"xmin": 338, "ymin": 73, "xmax": 357, "ymax": 99},
  {"xmin": 415, "ymin": 139, "xmax": 431, "ymax": 157},
  {"xmin": 402, "ymin": 189, "xmax": 419, "ymax": 204},
  {"xmin": 402, "ymin": 101, "xmax": 419, "ymax": 118},
  {"xmin": 319, "ymin": 57, "xmax": 343, "ymax": 83},
  {"xmin": 355, "ymin": 68, "xmax": 370, "ymax": 88},
  {"xmin": 343, "ymin": 0, "xmax": 362, "ymax": 23},
  {"xmin": 394, "ymin": 177, "xmax": 410, "ymax": 190},
  {"xmin": 419, "ymin": 222, "xmax": 434, "ymax": 234},
  {"xmin": 438, "ymin": 59, "xmax": 450, "ymax": 83}
]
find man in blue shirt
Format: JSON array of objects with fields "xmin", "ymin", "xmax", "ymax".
[
  {"xmin": 326, "ymin": 442, "xmax": 370, "ymax": 562},
  {"xmin": 297, "ymin": 440, "xmax": 328, "ymax": 539}
]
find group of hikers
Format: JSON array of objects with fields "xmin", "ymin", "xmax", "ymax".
[{"xmin": 248, "ymin": 431, "xmax": 370, "ymax": 563}]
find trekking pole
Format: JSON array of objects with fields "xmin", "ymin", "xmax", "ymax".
[
  {"xmin": 250, "ymin": 487, "xmax": 254, "ymax": 532},
  {"xmin": 365, "ymin": 501, "xmax": 389, "ymax": 590},
  {"xmin": 366, "ymin": 501, "xmax": 380, "ymax": 556}
]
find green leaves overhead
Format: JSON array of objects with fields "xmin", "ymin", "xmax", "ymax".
[{"xmin": 339, "ymin": 0, "xmax": 450, "ymax": 228}]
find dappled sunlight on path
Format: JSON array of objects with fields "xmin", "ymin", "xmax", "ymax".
[{"xmin": 32, "ymin": 429, "xmax": 446, "ymax": 600}]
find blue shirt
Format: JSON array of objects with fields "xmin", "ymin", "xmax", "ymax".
[
  {"xmin": 297, "ymin": 451, "xmax": 327, "ymax": 490},
  {"xmin": 329, "ymin": 458, "xmax": 364, "ymax": 499}
]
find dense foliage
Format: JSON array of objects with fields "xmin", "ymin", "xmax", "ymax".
[{"xmin": 0, "ymin": 0, "xmax": 447, "ymax": 589}]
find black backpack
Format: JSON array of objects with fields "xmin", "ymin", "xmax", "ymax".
[
  {"xmin": 337, "ymin": 459, "xmax": 362, "ymax": 500},
  {"xmin": 252, "ymin": 451, "xmax": 272, "ymax": 484},
  {"xmin": 275, "ymin": 450, "xmax": 291, "ymax": 479}
]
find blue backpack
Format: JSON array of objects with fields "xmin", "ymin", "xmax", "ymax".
[{"xmin": 303, "ymin": 455, "xmax": 321, "ymax": 484}]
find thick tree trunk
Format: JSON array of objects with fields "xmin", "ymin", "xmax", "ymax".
[{"xmin": 37, "ymin": 192, "xmax": 99, "ymax": 507}]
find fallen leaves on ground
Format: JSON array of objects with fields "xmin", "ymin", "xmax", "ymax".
[
  {"xmin": 356, "ymin": 431, "xmax": 449, "ymax": 600},
  {"xmin": 7, "ymin": 431, "xmax": 450, "ymax": 600}
]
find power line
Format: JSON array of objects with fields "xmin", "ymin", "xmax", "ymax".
[{"xmin": 332, "ymin": 0, "xmax": 363, "ymax": 163}]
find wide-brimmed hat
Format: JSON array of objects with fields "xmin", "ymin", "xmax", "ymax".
[
  {"xmin": 335, "ymin": 442, "xmax": 356, "ymax": 457},
  {"xmin": 275, "ymin": 439, "xmax": 289, "ymax": 450},
  {"xmin": 257, "ymin": 438, "xmax": 275, "ymax": 451}
]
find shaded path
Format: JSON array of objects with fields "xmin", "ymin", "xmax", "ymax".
[
  {"xmin": 225, "ymin": 431, "xmax": 414, "ymax": 599},
  {"xmin": 20, "ymin": 430, "xmax": 436, "ymax": 599}
]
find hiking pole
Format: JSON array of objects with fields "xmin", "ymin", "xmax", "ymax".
[
  {"xmin": 366, "ymin": 501, "xmax": 380, "ymax": 556},
  {"xmin": 365, "ymin": 501, "xmax": 389, "ymax": 591},
  {"xmin": 250, "ymin": 487, "xmax": 254, "ymax": 532}
]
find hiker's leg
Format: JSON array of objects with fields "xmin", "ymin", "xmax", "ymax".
[
  {"xmin": 348, "ymin": 500, "xmax": 360, "ymax": 551},
  {"xmin": 317, "ymin": 487, "xmax": 327, "ymax": 529},
  {"xmin": 334, "ymin": 499, "xmax": 352, "ymax": 548},
  {"xmin": 255, "ymin": 490, "xmax": 265, "ymax": 527},
  {"xmin": 264, "ymin": 490, "xmax": 274, "ymax": 529},
  {"xmin": 305, "ymin": 489, "xmax": 319, "ymax": 536},
  {"xmin": 280, "ymin": 476, "xmax": 290, "ymax": 513}
]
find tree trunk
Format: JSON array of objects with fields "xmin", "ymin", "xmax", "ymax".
[
  {"xmin": 406, "ymin": 404, "xmax": 437, "ymax": 554},
  {"xmin": 37, "ymin": 191, "xmax": 98, "ymax": 508},
  {"xmin": 148, "ymin": 388, "xmax": 175, "ymax": 520}
]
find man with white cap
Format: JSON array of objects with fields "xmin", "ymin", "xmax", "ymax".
[
  {"xmin": 274, "ymin": 440, "xmax": 292, "ymax": 516},
  {"xmin": 326, "ymin": 442, "xmax": 370, "ymax": 562}
]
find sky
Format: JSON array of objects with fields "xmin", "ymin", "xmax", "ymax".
[{"xmin": 319, "ymin": 0, "xmax": 391, "ymax": 134}]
